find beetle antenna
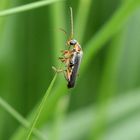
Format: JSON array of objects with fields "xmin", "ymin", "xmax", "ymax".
[
  {"xmin": 59, "ymin": 28, "xmax": 68, "ymax": 37},
  {"xmin": 70, "ymin": 7, "xmax": 74, "ymax": 39}
]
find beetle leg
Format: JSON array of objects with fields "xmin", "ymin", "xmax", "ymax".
[
  {"xmin": 63, "ymin": 71, "xmax": 68, "ymax": 81},
  {"xmin": 61, "ymin": 50, "xmax": 69, "ymax": 54},
  {"xmin": 52, "ymin": 66, "xmax": 66, "ymax": 73},
  {"xmin": 52, "ymin": 66, "xmax": 69, "ymax": 81},
  {"xmin": 61, "ymin": 50, "xmax": 73, "ymax": 57},
  {"xmin": 59, "ymin": 57, "xmax": 67, "ymax": 63}
]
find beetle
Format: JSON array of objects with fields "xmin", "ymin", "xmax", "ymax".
[{"xmin": 53, "ymin": 7, "xmax": 83, "ymax": 88}]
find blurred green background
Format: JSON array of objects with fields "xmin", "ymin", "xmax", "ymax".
[{"xmin": 0, "ymin": 0, "xmax": 140, "ymax": 140}]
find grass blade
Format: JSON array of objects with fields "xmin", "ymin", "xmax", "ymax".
[
  {"xmin": 0, "ymin": 97, "xmax": 28, "ymax": 129},
  {"xmin": 0, "ymin": 0, "xmax": 64, "ymax": 17},
  {"xmin": 0, "ymin": 97, "xmax": 46, "ymax": 140},
  {"xmin": 49, "ymin": 3, "xmax": 66, "ymax": 65},
  {"xmin": 81, "ymin": 0, "xmax": 140, "ymax": 74},
  {"xmin": 25, "ymin": 74, "xmax": 57, "ymax": 140},
  {"xmin": 75, "ymin": 0, "xmax": 92, "ymax": 43}
]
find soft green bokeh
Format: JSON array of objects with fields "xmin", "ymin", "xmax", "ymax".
[{"xmin": 0, "ymin": 0, "xmax": 140, "ymax": 140}]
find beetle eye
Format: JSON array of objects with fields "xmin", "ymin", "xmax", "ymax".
[{"xmin": 70, "ymin": 40, "xmax": 77, "ymax": 45}]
